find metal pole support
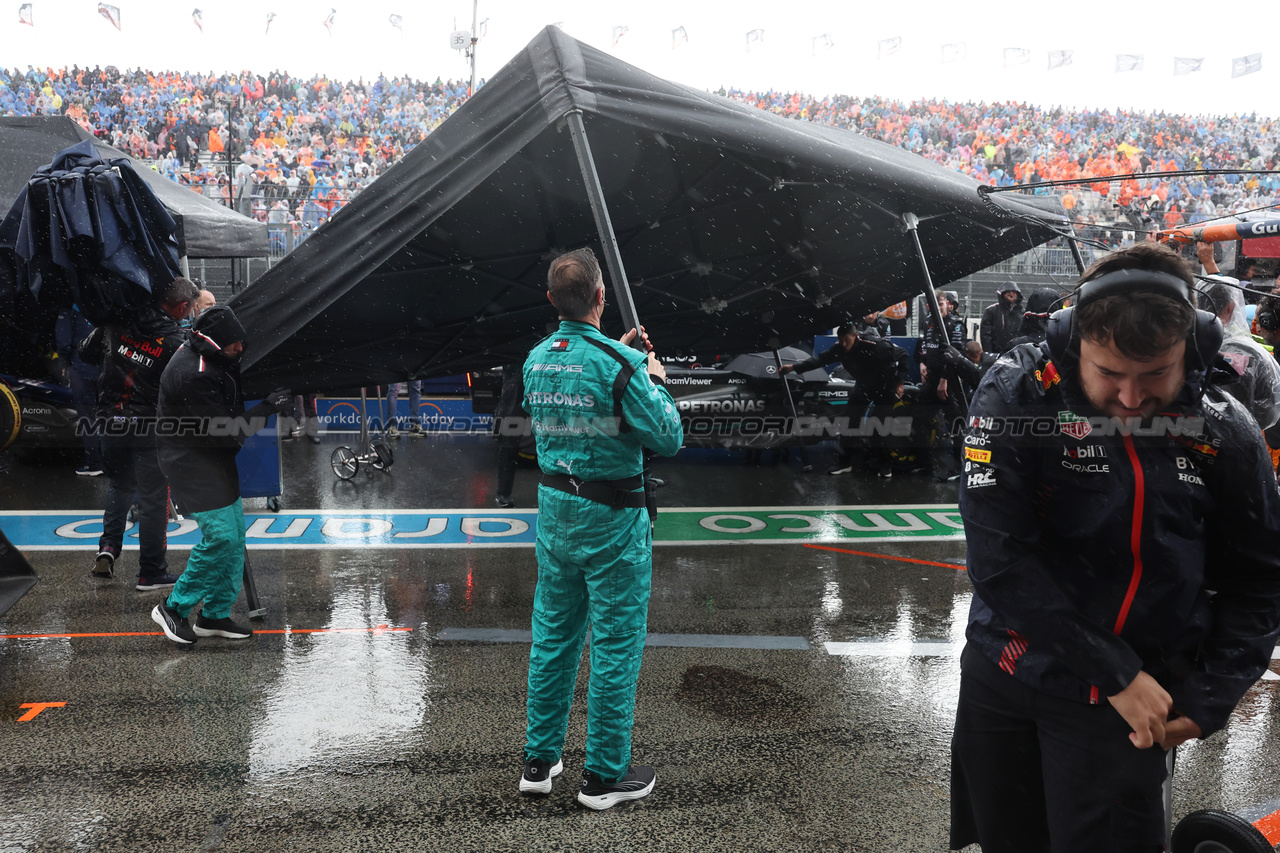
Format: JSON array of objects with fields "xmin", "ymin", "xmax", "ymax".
[
  {"xmin": 565, "ymin": 109, "xmax": 646, "ymax": 352},
  {"xmin": 901, "ymin": 213, "xmax": 948, "ymax": 338},
  {"xmin": 902, "ymin": 212, "xmax": 970, "ymax": 409},
  {"xmin": 772, "ymin": 349, "xmax": 811, "ymax": 472},
  {"xmin": 243, "ymin": 548, "xmax": 266, "ymax": 619},
  {"xmin": 1066, "ymin": 224, "xmax": 1089, "ymax": 277}
]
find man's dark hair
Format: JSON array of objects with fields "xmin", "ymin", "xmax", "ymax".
[
  {"xmin": 1074, "ymin": 242, "xmax": 1196, "ymax": 361},
  {"xmin": 836, "ymin": 323, "xmax": 857, "ymax": 338},
  {"xmin": 155, "ymin": 276, "xmax": 199, "ymax": 310},
  {"xmin": 547, "ymin": 249, "xmax": 602, "ymax": 319}
]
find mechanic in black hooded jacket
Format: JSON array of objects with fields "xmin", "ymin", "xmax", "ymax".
[
  {"xmin": 950, "ymin": 243, "xmax": 1280, "ymax": 852},
  {"xmin": 149, "ymin": 306, "xmax": 290, "ymax": 645},
  {"xmin": 978, "ymin": 281, "xmax": 1022, "ymax": 355}
]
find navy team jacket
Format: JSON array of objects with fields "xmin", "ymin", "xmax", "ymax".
[{"xmin": 960, "ymin": 341, "xmax": 1280, "ymax": 736}]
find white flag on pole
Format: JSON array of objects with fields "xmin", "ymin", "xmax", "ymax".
[
  {"xmin": 97, "ymin": 2, "xmax": 120, "ymax": 30},
  {"xmin": 1115, "ymin": 54, "xmax": 1143, "ymax": 73},
  {"xmin": 1048, "ymin": 50, "xmax": 1073, "ymax": 70},
  {"xmin": 1173, "ymin": 57, "xmax": 1203, "ymax": 76},
  {"xmin": 1003, "ymin": 47, "xmax": 1030, "ymax": 67},
  {"xmin": 1232, "ymin": 54, "xmax": 1262, "ymax": 78}
]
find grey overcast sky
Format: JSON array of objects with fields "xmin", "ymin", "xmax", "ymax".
[{"xmin": 4, "ymin": 0, "xmax": 1276, "ymax": 117}]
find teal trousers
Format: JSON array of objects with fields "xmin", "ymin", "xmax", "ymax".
[
  {"xmin": 525, "ymin": 487, "xmax": 652, "ymax": 782},
  {"xmin": 166, "ymin": 498, "xmax": 246, "ymax": 620}
]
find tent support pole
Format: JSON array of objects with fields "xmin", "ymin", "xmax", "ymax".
[
  {"xmin": 564, "ymin": 109, "xmax": 645, "ymax": 350},
  {"xmin": 1067, "ymin": 225, "xmax": 1088, "ymax": 276},
  {"xmin": 902, "ymin": 212, "xmax": 969, "ymax": 410},
  {"xmin": 901, "ymin": 213, "xmax": 947, "ymax": 339},
  {"xmin": 771, "ymin": 349, "xmax": 811, "ymax": 472}
]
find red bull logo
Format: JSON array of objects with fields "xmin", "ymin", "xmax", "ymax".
[{"xmin": 1037, "ymin": 361, "xmax": 1061, "ymax": 391}]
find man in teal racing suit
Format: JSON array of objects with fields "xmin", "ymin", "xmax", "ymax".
[{"xmin": 520, "ymin": 248, "xmax": 684, "ymax": 810}]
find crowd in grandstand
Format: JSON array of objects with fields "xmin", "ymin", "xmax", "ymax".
[{"xmin": 4, "ymin": 64, "xmax": 1280, "ymax": 247}]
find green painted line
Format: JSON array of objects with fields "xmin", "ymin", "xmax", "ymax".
[{"xmin": 653, "ymin": 504, "xmax": 964, "ymax": 545}]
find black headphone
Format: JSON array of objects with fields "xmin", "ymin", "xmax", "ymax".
[
  {"xmin": 1045, "ymin": 268, "xmax": 1223, "ymax": 370},
  {"xmin": 1258, "ymin": 301, "xmax": 1280, "ymax": 332}
]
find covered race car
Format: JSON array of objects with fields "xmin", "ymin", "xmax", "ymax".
[{"xmin": 470, "ymin": 344, "xmax": 929, "ymax": 459}]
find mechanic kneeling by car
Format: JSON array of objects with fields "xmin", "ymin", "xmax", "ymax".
[{"xmin": 781, "ymin": 323, "xmax": 909, "ymax": 478}]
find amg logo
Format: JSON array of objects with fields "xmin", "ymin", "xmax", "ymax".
[
  {"xmin": 1062, "ymin": 445, "xmax": 1106, "ymax": 459},
  {"xmin": 530, "ymin": 363, "xmax": 583, "ymax": 372}
]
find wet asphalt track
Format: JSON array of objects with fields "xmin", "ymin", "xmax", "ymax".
[{"xmin": 2, "ymin": 431, "xmax": 1280, "ymax": 852}]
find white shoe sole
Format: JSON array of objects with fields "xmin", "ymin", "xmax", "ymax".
[
  {"xmin": 576, "ymin": 775, "xmax": 656, "ymax": 810},
  {"xmin": 192, "ymin": 624, "xmax": 252, "ymax": 639},
  {"xmin": 519, "ymin": 759, "xmax": 563, "ymax": 794},
  {"xmin": 150, "ymin": 604, "xmax": 195, "ymax": 645}
]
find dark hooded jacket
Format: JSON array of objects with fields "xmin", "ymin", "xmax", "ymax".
[
  {"xmin": 959, "ymin": 340, "xmax": 1280, "ymax": 736},
  {"xmin": 979, "ymin": 281, "xmax": 1023, "ymax": 355},
  {"xmin": 1003, "ymin": 288, "xmax": 1061, "ymax": 350},
  {"xmin": 157, "ymin": 307, "xmax": 272, "ymax": 513}
]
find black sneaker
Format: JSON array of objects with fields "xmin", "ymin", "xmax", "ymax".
[
  {"xmin": 577, "ymin": 766, "xmax": 656, "ymax": 810},
  {"xmin": 935, "ymin": 472, "xmax": 961, "ymax": 483},
  {"xmin": 193, "ymin": 614, "xmax": 253, "ymax": 639},
  {"xmin": 91, "ymin": 550, "xmax": 115, "ymax": 579},
  {"xmin": 151, "ymin": 603, "xmax": 197, "ymax": 645},
  {"xmin": 877, "ymin": 469, "xmax": 894, "ymax": 479},
  {"xmin": 827, "ymin": 464, "xmax": 853, "ymax": 475},
  {"xmin": 519, "ymin": 757, "xmax": 563, "ymax": 794},
  {"xmin": 408, "ymin": 421, "xmax": 425, "ymax": 437},
  {"xmin": 136, "ymin": 573, "xmax": 180, "ymax": 591},
  {"xmin": 495, "ymin": 494, "xmax": 515, "ymax": 508}
]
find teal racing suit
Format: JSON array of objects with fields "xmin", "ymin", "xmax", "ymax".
[{"xmin": 523, "ymin": 320, "xmax": 683, "ymax": 782}]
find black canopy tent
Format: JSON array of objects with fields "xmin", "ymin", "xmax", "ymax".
[
  {"xmin": 0, "ymin": 116, "xmax": 267, "ymax": 259},
  {"xmin": 234, "ymin": 26, "xmax": 1065, "ymax": 396}
]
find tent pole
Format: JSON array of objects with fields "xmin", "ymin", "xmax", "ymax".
[
  {"xmin": 900, "ymin": 213, "xmax": 947, "ymax": 339},
  {"xmin": 902, "ymin": 212, "xmax": 970, "ymax": 409},
  {"xmin": 564, "ymin": 109, "xmax": 645, "ymax": 352},
  {"xmin": 771, "ymin": 349, "xmax": 812, "ymax": 472},
  {"xmin": 1066, "ymin": 224, "xmax": 1088, "ymax": 276}
]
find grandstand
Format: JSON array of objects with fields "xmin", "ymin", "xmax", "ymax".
[{"xmin": 5, "ymin": 64, "xmax": 1279, "ymax": 305}]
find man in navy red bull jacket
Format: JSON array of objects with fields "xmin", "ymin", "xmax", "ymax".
[{"xmin": 950, "ymin": 242, "xmax": 1280, "ymax": 852}]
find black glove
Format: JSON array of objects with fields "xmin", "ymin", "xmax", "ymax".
[{"xmin": 264, "ymin": 388, "xmax": 293, "ymax": 411}]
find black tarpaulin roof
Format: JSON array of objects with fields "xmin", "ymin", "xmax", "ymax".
[
  {"xmin": 233, "ymin": 26, "xmax": 1064, "ymax": 395},
  {"xmin": 0, "ymin": 116, "xmax": 266, "ymax": 259}
]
